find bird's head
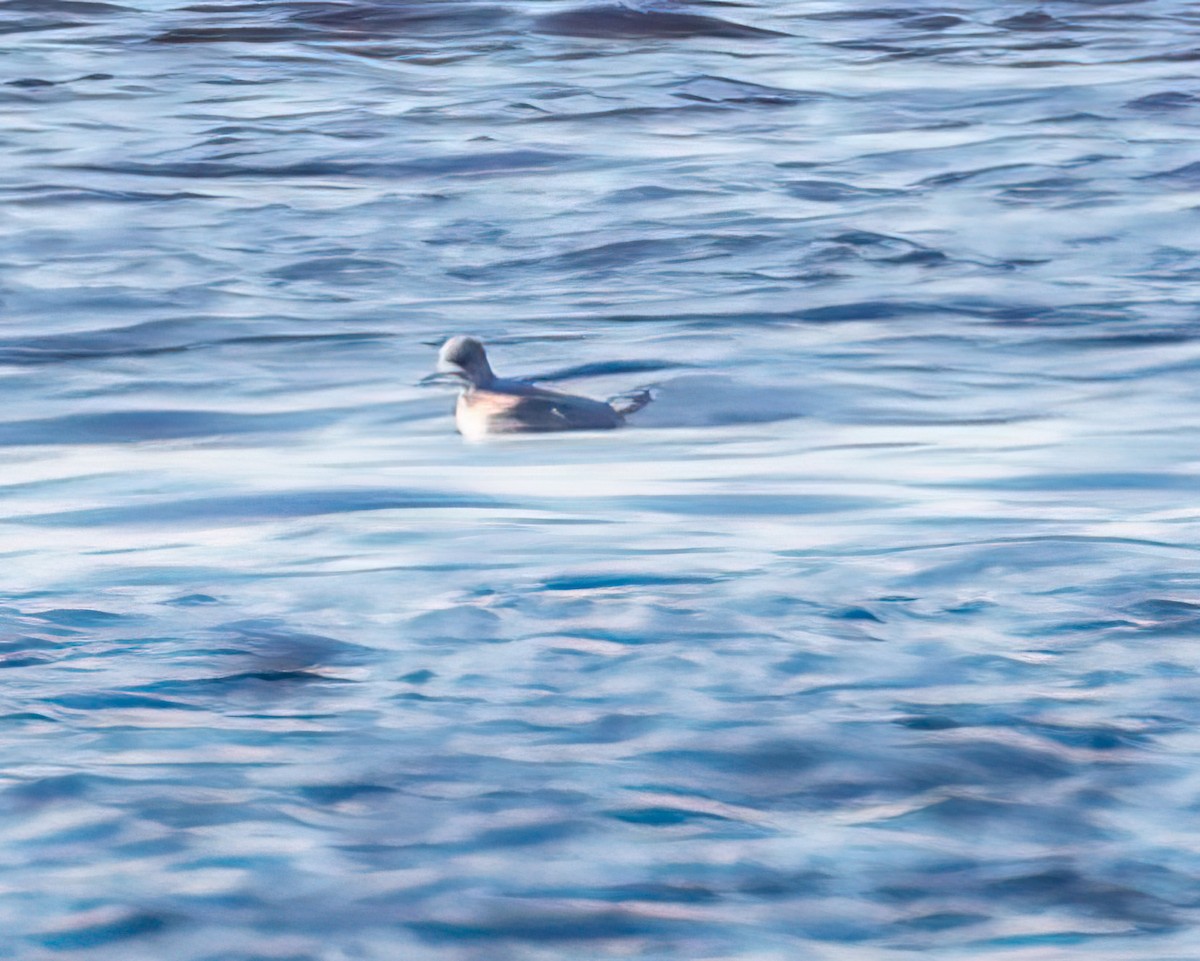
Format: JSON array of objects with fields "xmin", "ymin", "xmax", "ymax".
[{"xmin": 422, "ymin": 335, "xmax": 495, "ymax": 388}]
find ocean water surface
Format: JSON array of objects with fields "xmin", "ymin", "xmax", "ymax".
[{"xmin": 2, "ymin": 0, "xmax": 1200, "ymax": 958}]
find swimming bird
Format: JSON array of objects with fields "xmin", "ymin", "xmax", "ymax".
[{"xmin": 425, "ymin": 335, "xmax": 651, "ymax": 440}]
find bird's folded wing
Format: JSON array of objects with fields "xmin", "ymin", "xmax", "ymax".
[{"xmin": 470, "ymin": 390, "xmax": 620, "ymax": 431}]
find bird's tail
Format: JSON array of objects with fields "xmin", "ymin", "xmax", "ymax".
[{"xmin": 609, "ymin": 388, "xmax": 654, "ymax": 418}]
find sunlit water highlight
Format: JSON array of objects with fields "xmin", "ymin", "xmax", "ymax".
[{"xmin": 2, "ymin": 1, "xmax": 1200, "ymax": 958}]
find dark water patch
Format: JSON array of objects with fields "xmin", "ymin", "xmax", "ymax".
[
  {"xmin": 1043, "ymin": 616, "xmax": 1135, "ymax": 635},
  {"xmin": 0, "ymin": 17, "xmax": 88, "ymax": 36},
  {"xmin": 897, "ymin": 714, "xmax": 962, "ymax": 731},
  {"xmin": 615, "ymin": 493, "xmax": 889, "ymax": 516},
  {"xmin": 198, "ymin": 75, "xmax": 288, "ymax": 87},
  {"xmin": 645, "ymin": 741, "xmax": 826, "ymax": 778},
  {"xmin": 393, "ymin": 690, "xmax": 489, "ymax": 704},
  {"xmin": 985, "ymin": 865, "xmax": 1180, "ymax": 928},
  {"xmin": 460, "ymin": 232, "xmax": 781, "ymax": 278},
  {"xmin": 1125, "ymin": 91, "xmax": 1200, "ymax": 111},
  {"xmin": 1123, "ymin": 598, "xmax": 1200, "ymax": 636},
  {"xmin": 178, "ymin": 1, "xmax": 280, "ymax": 7},
  {"xmin": 409, "ymin": 909, "xmax": 685, "ymax": 943},
  {"xmin": 786, "ymin": 179, "xmax": 906, "ymax": 202},
  {"xmin": 834, "ymin": 606, "xmax": 883, "ymax": 622},
  {"xmin": 829, "ymin": 229, "xmax": 918, "ymax": 249},
  {"xmin": 31, "ymin": 607, "xmax": 123, "ymax": 628},
  {"xmin": 474, "ymin": 717, "xmax": 555, "ymax": 737},
  {"xmin": 897, "ymin": 700, "xmax": 1166, "ymax": 753},
  {"xmin": 917, "ymin": 162, "xmax": 1041, "ymax": 187},
  {"xmin": 1130, "ymin": 598, "xmax": 1200, "ymax": 617},
  {"xmin": 534, "ymin": 5, "xmax": 785, "ymax": 40},
  {"xmin": 905, "ymin": 15, "xmax": 964, "ymax": 31},
  {"xmin": 483, "ymin": 237, "xmax": 691, "ymax": 276},
  {"xmin": 958, "ymin": 300, "xmax": 1142, "ymax": 327},
  {"xmin": 0, "ymin": 711, "xmax": 57, "ymax": 723},
  {"xmin": 1126, "ymin": 48, "xmax": 1200, "ymax": 65},
  {"xmin": 881, "ymin": 796, "xmax": 1104, "ymax": 843},
  {"xmin": 1034, "ymin": 722, "xmax": 1147, "ymax": 751},
  {"xmin": 940, "ymin": 738, "xmax": 1077, "ymax": 783},
  {"xmin": 531, "ymin": 627, "xmax": 663, "ymax": 648},
  {"xmin": 523, "ymin": 98, "xmax": 731, "ymax": 120},
  {"xmin": 62, "ymin": 149, "xmax": 574, "ymax": 181},
  {"xmin": 995, "ymin": 12, "xmax": 1073, "ymax": 32},
  {"xmin": 0, "ymin": 408, "xmax": 353, "ymax": 445},
  {"xmin": 1144, "ymin": 160, "xmax": 1200, "ymax": 184},
  {"xmin": 14, "ymin": 487, "xmax": 501, "ymax": 526},
  {"xmin": 160, "ymin": 2, "xmax": 513, "ymax": 44},
  {"xmin": 541, "ymin": 572, "xmax": 718, "ymax": 591},
  {"xmin": 815, "ymin": 230, "xmax": 950, "ymax": 266},
  {"xmin": 897, "ymin": 910, "xmax": 990, "ymax": 931},
  {"xmin": 0, "ymin": 328, "xmax": 387, "ymax": 364},
  {"xmin": 670, "ymin": 74, "xmax": 814, "ymax": 104},
  {"xmin": 522, "ymin": 881, "xmax": 718, "ymax": 904},
  {"xmin": 796, "ymin": 300, "xmax": 948, "ymax": 323},
  {"xmin": 554, "ymin": 712, "xmax": 658, "ymax": 744},
  {"xmin": 299, "ymin": 783, "xmax": 395, "ymax": 805},
  {"xmin": 591, "ymin": 303, "xmax": 946, "ymax": 328},
  {"xmin": 608, "ymin": 805, "xmax": 733, "ymax": 826},
  {"xmin": 473, "ymin": 819, "xmax": 588, "ymax": 850},
  {"xmin": 269, "ymin": 256, "xmax": 397, "ymax": 284},
  {"xmin": 1071, "ymin": 670, "xmax": 1140, "ymax": 690},
  {"xmin": 3, "ymin": 772, "xmax": 123, "ymax": 805},
  {"xmin": 290, "ymin": 1, "xmax": 511, "ymax": 37},
  {"xmin": 43, "ymin": 691, "xmax": 201, "ymax": 711},
  {"xmin": 824, "ymin": 37, "xmax": 937, "ymax": 58},
  {"xmin": 971, "ymin": 932, "xmax": 1121, "ymax": 949},
  {"xmin": 944, "ymin": 471, "xmax": 1199, "ymax": 492},
  {"xmin": 802, "ymin": 8, "xmax": 923, "ymax": 21},
  {"xmin": 774, "ymin": 651, "xmax": 838, "ymax": 676},
  {"xmin": 153, "ymin": 26, "xmax": 304, "ymax": 44},
  {"xmin": 733, "ymin": 867, "xmax": 835, "ymax": 900},
  {"xmin": 211, "ymin": 620, "xmax": 371, "ymax": 668},
  {"xmin": 165, "ymin": 594, "xmax": 220, "ymax": 607},
  {"xmin": 997, "ymin": 176, "xmax": 1111, "ymax": 207},
  {"xmin": 1041, "ymin": 330, "xmax": 1197, "ymax": 350},
  {"xmin": 1028, "ymin": 111, "xmax": 1108, "ymax": 124},
  {"xmin": 37, "ymin": 910, "xmax": 173, "ymax": 951},
  {"xmin": 136, "ymin": 795, "xmax": 289, "ymax": 829},
  {"xmin": 137, "ymin": 669, "xmax": 347, "ymax": 698},
  {"xmin": 4, "ymin": 185, "xmax": 209, "ymax": 206},
  {"xmin": 0, "ymin": 318, "xmax": 223, "ymax": 364},
  {"xmin": 0, "ymin": 653, "xmax": 52, "ymax": 667},
  {"xmin": 604, "ymin": 184, "xmax": 717, "ymax": 203},
  {"xmin": 1, "ymin": 0, "xmax": 125, "ymax": 12}
]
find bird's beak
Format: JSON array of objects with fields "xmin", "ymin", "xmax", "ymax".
[{"xmin": 418, "ymin": 370, "xmax": 463, "ymax": 387}]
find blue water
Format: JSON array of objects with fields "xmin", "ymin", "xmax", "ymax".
[{"xmin": 3, "ymin": 1, "xmax": 1200, "ymax": 958}]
